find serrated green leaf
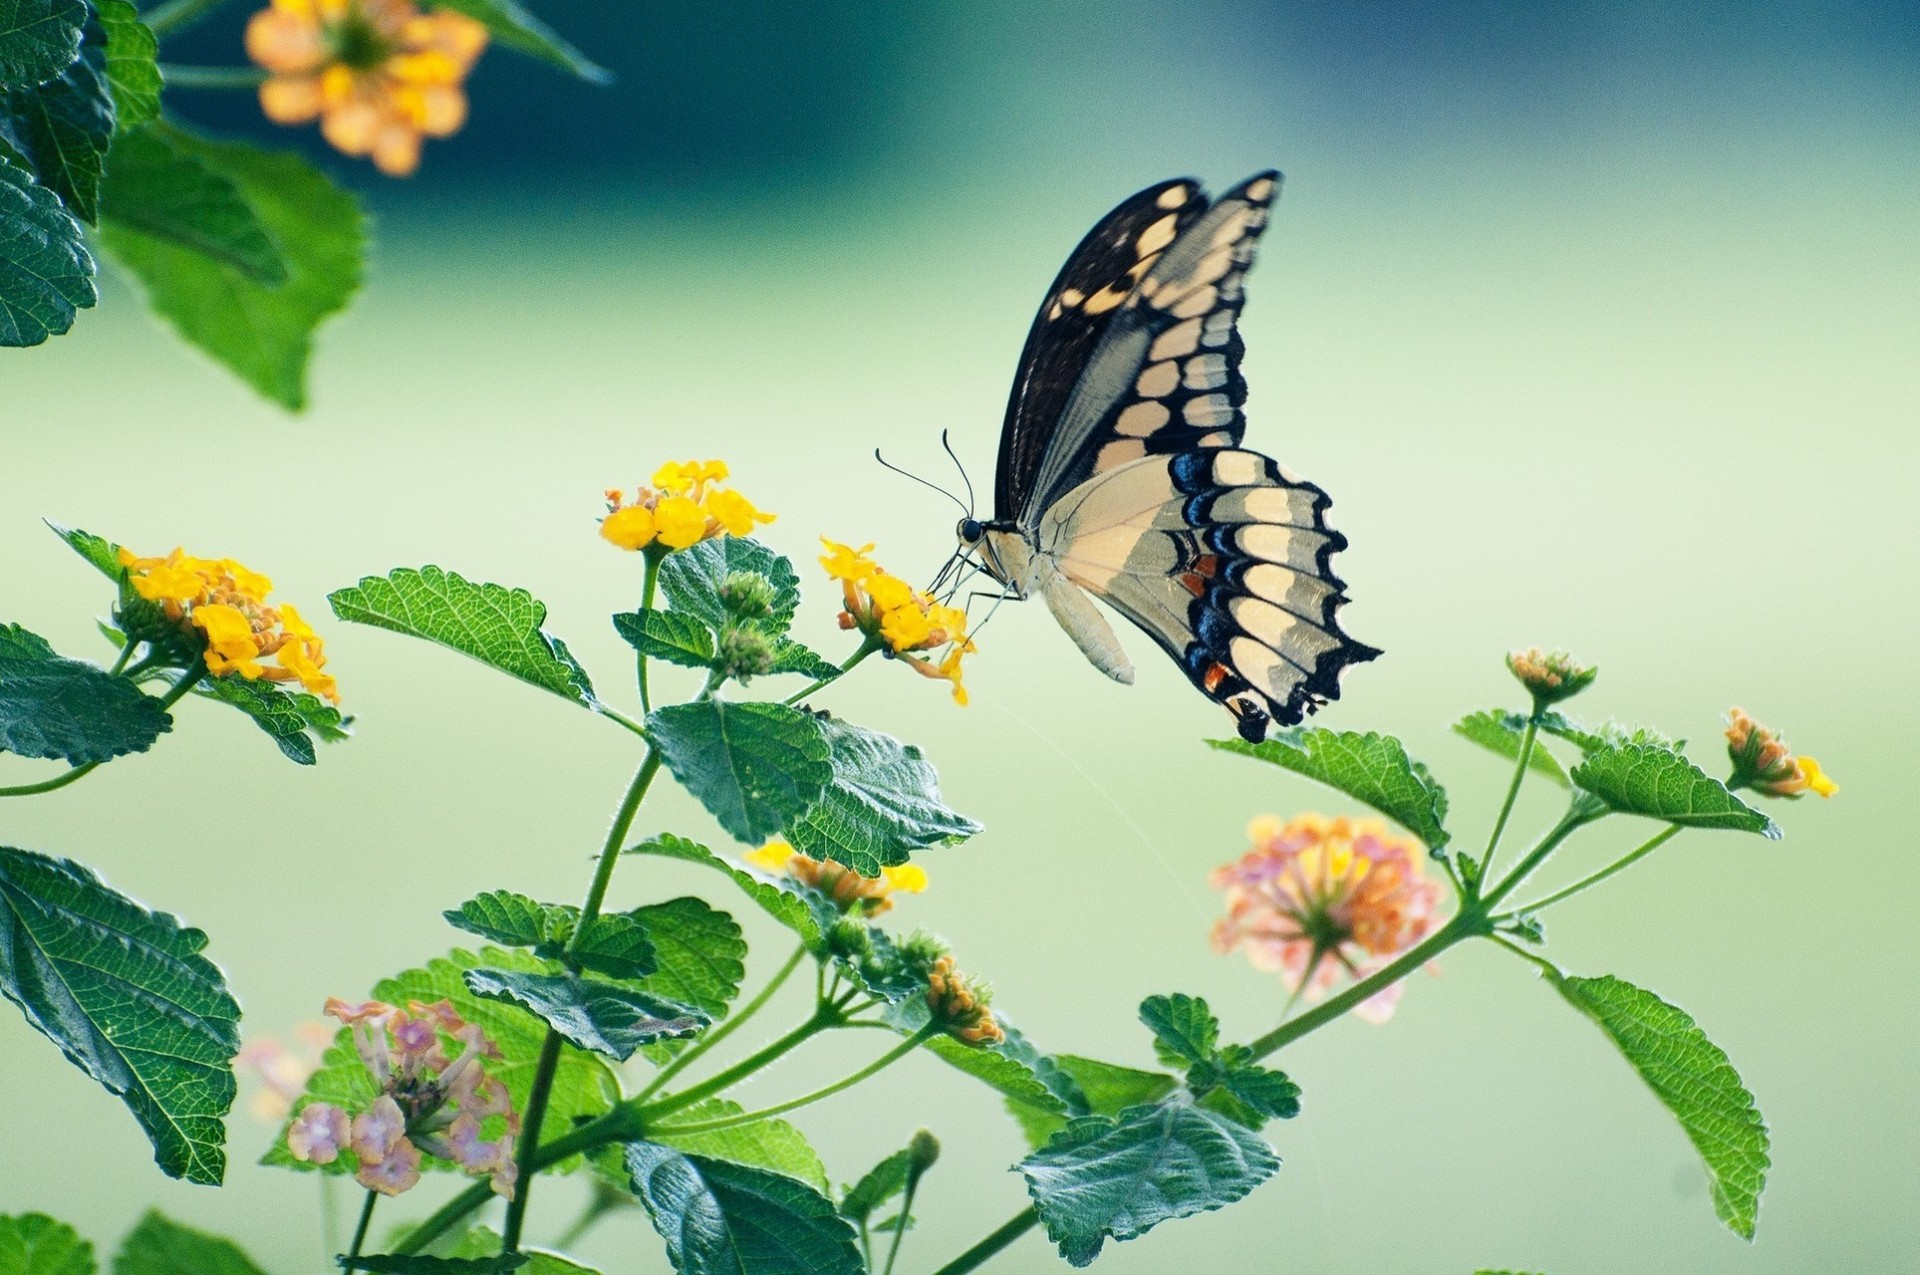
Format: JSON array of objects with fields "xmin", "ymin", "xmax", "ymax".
[
  {"xmin": 431, "ymin": 0, "xmax": 607, "ymax": 82},
  {"xmin": 99, "ymin": 125, "xmax": 287, "ymax": 283},
  {"xmin": 1452, "ymin": 710, "xmax": 1570, "ymax": 787},
  {"xmin": 0, "ymin": 12, "xmax": 109, "ymax": 221},
  {"xmin": 647, "ymin": 700, "xmax": 831, "ymax": 845},
  {"xmin": 0, "ymin": 151, "xmax": 93, "ymax": 345},
  {"xmin": 784, "ymin": 717, "xmax": 980, "ymax": 875},
  {"xmin": 1547, "ymin": 970, "xmax": 1769, "ymax": 1239},
  {"xmin": 0, "ymin": 1213, "xmax": 93, "ymax": 1275},
  {"xmin": 839, "ymin": 1147, "xmax": 914, "ymax": 1223},
  {"xmin": 624, "ymin": 833, "xmax": 828, "ymax": 952},
  {"xmin": 0, "ymin": 0, "xmax": 83, "ymax": 89},
  {"xmin": 113, "ymin": 1211, "xmax": 266, "ymax": 1275},
  {"xmin": 445, "ymin": 1232, "xmax": 593, "ymax": 1275},
  {"xmin": 1571, "ymin": 743, "xmax": 1779, "ymax": 838},
  {"xmin": 625, "ymin": 1143, "xmax": 863, "ymax": 1275},
  {"xmin": 631, "ymin": 897, "xmax": 746, "ymax": 1025},
  {"xmin": 658, "ymin": 537, "xmax": 800, "ymax": 637},
  {"xmin": 47, "ymin": 520, "xmax": 117, "ymax": 579},
  {"xmin": 1020, "ymin": 1100, "xmax": 1280, "ymax": 1266},
  {"xmin": 1209, "ymin": 728, "xmax": 1451, "ymax": 852},
  {"xmin": 464, "ymin": 967, "xmax": 704, "ymax": 1062},
  {"xmin": 0, "ymin": 847, "xmax": 240, "ymax": 1184},
  {"xmin": 95, "ymin": 1, "xmax": 153, "ymax": 129},
  {"xmin": 191, "ymin": 673, "xmax": 346, "ymax": 766},
  {"xmin": 97, "ymin": 127, "xmax": 361, "ymax": 408},
  {"xmin": 442, "ymin": 892, "xmax": 655, "ymax": 981},
  {"xmin": 1139, "ymin": 993, "xmax": 1218, "ymax": 1069},
  {"xmin": 266, "ymin": 948, "xmax": 618, "ymax": 1176},
  {"xmin": 1011, "ymin": 1053, "xmax": 1180, "ymax": 1147},
  {"xmin": 652, "ymin": 1097, "xmax": 829, "ymax": 1193},
  {"xmin": 768, "ymin": 639, "xmax": 841, "ymax": 683},
  {"xmin": 614, "ymin": 609, "xmax": 715, "ymax": 670},
  {"xmin": 1537, "ymin": 712, "xmax": 1677, "ymax": 755},
  {"xmin": 329, "ymin": 566, "xmax": 595, "ymax": 706},
  {"xmin": 445, "ymin": 890, "xmax": 554, "ymax": 948},
  {"xmin": 341, "ymin": 1257, "xmax": 526, "ymax": 1274},
  {"xmin": 0, "ymin": 623, "xmax": 170, "ymax": 763},
  {"xmin": 1199, "ymin": 1046, "xmax": 1301, "ymax": 1125}
]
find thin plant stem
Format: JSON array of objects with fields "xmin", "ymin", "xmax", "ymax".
[
  {"xmin": 637, "ymin": 1009, "xmax": 839, "ymax": 1123},
  {"xmin": 927, "ymin": 1208, "xmax": 1040, "ymax": 1275},
  {"xmin": 155, "ymin": 63, "xmax": 267, "ymax": 88},
  {"xmin": 342, "ymin": 1191, "xmax": 377, "ymax": 1270},
  {"xmin": 1477, "ymin": 716, "xmax": 1539, "ymax": 888},
  {"xmin": 145, "ymin": 0, "xmax": 232, "ymax": 35},
  {"xmin": 1480, "ymin": 807, "xmax": 1597, "ymax": 912},
  {"xmin": 637, "ymin": 941, "xmax": 808, "ymax": 1102},
  {"xmin": 636, "ymin": 551, "xmax": 661, "ymax": 714},
  {"xmin": 0, "ymin": 662, "xmax": 203, "ymax": 798},
  {"xmin": 782, "ymin": 637, "xmax": 882, "ymax": 705},
  {"xmin": 1505, "ymin": 824, "xmax": 1684, "ymax": 915},
  {"xmin": 650, "ymin": 1025, "xmax": 938, "ymax": 1137},
  {"xmin": 596, "ymin": 705, "xmax": 650, "ymax": 739},
  {"xmin": 881, "ymin": 1171, "xmax": 922, "ymax": 1275},
  {"xmin": 107, "ymin": 643, "xmax": 135, "ymax": 676}
]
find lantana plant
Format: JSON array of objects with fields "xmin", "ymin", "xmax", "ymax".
[{"xmin": 0, "ymin": 465, "xmax": 1832, "ymax": 1275}]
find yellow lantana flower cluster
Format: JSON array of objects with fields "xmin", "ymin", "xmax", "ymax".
[
  {"xmin": 819, "ymin": 538, "xmax": 974, "ymax": 705},
  {"xmin": 118, "ymin": 547, "xmax": 340, "ymax": 704},
  {"xmin": 246, "ymin": 0, "xmax": 488, "ymax": 177},
  {"xmin": 601, "ymin": 461, "xmax": 776, "ymax": 554},
  {"xmin": 744, "ymin": 840, "xmax": 928, "ymax": 917}
]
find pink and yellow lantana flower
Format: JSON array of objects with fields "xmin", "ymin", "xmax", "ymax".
[
  {"xmin": 1725, "ymin": 708, "xmax": 1837, "ymax": 798},
  {"xmin": 744, "ymin": 839, "xmax": 928, "ymax": 917},
  {"xmin": 819, "ymin": 538, "xmax": 973, "ymax": 704},
  {"xmin": 601, "ymin": 461, "xmax": 776, "ymax": 554}
]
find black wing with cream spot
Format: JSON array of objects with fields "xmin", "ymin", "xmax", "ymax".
[{"xmin": 995, "ymin": 177, "xmax": 1209, "ymax": 520}]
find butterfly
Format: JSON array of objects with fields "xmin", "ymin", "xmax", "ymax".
[{"xmin": 949, "ymin": 171, "xmax": 1379, "ymax": 742}]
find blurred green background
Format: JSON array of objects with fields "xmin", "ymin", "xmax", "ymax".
[{"xmin": 4, "ymin": 1, "xmax": 1917, "ymax": 1271}]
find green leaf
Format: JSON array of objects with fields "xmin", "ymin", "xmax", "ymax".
[
  {"xmin": 658, "ymin": 537, "xmax": 800, "ymax": 637},
  {"xmin": 924, "ymin": 1028, "xmax": 1073, "ymax": 1116},
  {"xmin": 614, "ymin": 609, "xmax": 715, "ymax": 670},
  {"xmin": 1452, "ymin": 710, "xmax": 1569, "ymax": 787},
  {"xmin": 1009, "ymin": 1054, "xmax": 1180, "ymax": 1148},
  {"xmin": 431, "ymin": 0, "xmax": 607, "ymax": 83},
  {"xmin": 1196, "ymin": 1047, "xmax": 1301, "ymax": 1126},
  {"xmin": 445, "ymin": 1233, "xmax": 591, "ymax": 1275},
  {"xmin": 0, "ymin": 151, "xmax": 92, "ymax": 345},
  {"xmin": 0, "ymin": 846, "xmax": 240, "ymax": 1184},
  {"xmin": 768, "ymin": 639, "xmax": 841, "ymax": 683},
  {"xmin": 1570, "ymin": 742, "xmax": 1779, "ymax": 838},
  {"xmin": 192, "ymin": 673, "xmax": 346, "ymax": 766},
  {"xmin": 0, "ymin": 623, "xmax": 170, "ymax": 763},
  {"xmin": 625, "ymin": 1143, "xmax": 863, "ymax": 1275},
  {"xmin": 266, "ymin": 948, "xmax": 618, "ymax": 1176},
  {"xmin": 1020, "ymin": 1100, "xmax": 1280, "ymax": 1266},
  {"xmin": 99, "ymin": 125, "xmax": 288, "ymax": 283},
  {"xmin": 443, "ymin": 892, "xmax": 655, "ymax": 981},
  {"xmin": 329, "ymin": 566, "xmax": 595, "ymax": 706},
  {"xmin": 113, "ymin": 1211, "xmax": 267, "ymax": 1275},
  {"xmin": 341, "ymin": 1257, "xmax": 526, "ymax": 1274},
  {"xmin": 0, "ymin": 12, "xmax": 109, "ymax": 221},
  {"xmin": 1209, "ymin": 728, "xmax": 1451, "ymax": 853},
  {"xmin": 0, "ymin": 0, "xmax": 83, "ymax": 89},
  {"xmin": 784, "ymin": 717, "xmax": 981, "ymax": 875},
  {"xmin": 839, "ymin": 1147, "xmax": 913, "ymax": 1223},
  {"xmin": 47, "ymin": 520, "xmax": 117, "ymax": 579},
  {"xmin": 96, "ymin": 127, "xmax": 361, "ymax": 409},
  {"xmin": 444, "ymin": 890, "xmax": 554, "ymax": 948},
  {"xmin": 652, "ymin": 1097, "xmax": 830, "ymax": 1193},
  {"xmin": 624, "ymin": 833, "xmax": 828, "ymax": 951},
  {"xmin": 95, "ymin": 1, "xmax": 153, "ymax": 129},
  {"xmin": 1139, "ymin": 993, "xmax": 1218, "ymax": 1069},
  {"xmin": 1546, "ymin": 970, "xmax": 1770, "ymax": 1239},
  {"xmin": 0, "ymin": 1214, "xmax": 93, "ymax": 1275},
  {"xmin": 630, "ymin": 897, "xmax": 746, "ymax": 1028},
  {"xmin": 464, "ymin": 967, "xmax": 705, "ymax": 1062},
  {"xmin": 647, "ymin": 700, "xmax": 831, "ymax": 845}
]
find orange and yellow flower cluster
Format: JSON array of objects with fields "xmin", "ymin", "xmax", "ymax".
[
  {"xmin": 246, "ymin": 0, "xmax": 488, "ymax": 177},
  {"xmin": 744, "ymin": 840, "xmax": 928, "ymax": 916},
  {"xmin": 601, "ymin": 461, "xmax": 776, "ymax": 554},
  {"xmin": 819, "ymin": 539, "xmax": 973, "ymax": 704},
  {"xmin": 118, "ymin": 547, "xmax": 340, "ymax": 704},
  {"xmin": 924, "ymin": 954, "xmax": 1003, "ymax": 1046},
  {"xmin": 1725, "ymin": 708, "xmax": 1837, "ymax": 798},
  {"xmin": 1211, "ymin": 813, "xmax": 1444, "ymax": 1023}
]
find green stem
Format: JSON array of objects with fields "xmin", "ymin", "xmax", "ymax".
[
  {"xmin": 1477, "ymin": 716, "xmax": 1539, "ymax": 889},
  {"xmin": 597, "ymin": 705, "xmax": 650, "ymax": 739},
  {"xmin": 0, "ymin": 663, "xmax": 202, "ymax": 799},
  {"xmin": 1480, "ymin": 807, "xmax": 1596, "ymax": 912},
  {"xmin": 881, "ymin": 1168, "xmax": 922, "ymax": 1275},
  {"xmin": 579, "ymin": 750, "xmax": 662, "ymax": 924},
  {"xmin": 636, "ymin": 551, "xmax": 661, "ymax": 714},
  {"xmin": 144, "ymin": 0, "xmax": 232, "ymax": 36},
  {"xmin": 341, "ymin": 1191, "xmax": 377, "ymax": 1270},
  {"xmin": 651, "ymin": 1025, "xmax": 937, "ymax": 1137},
  {"xmin": 637, "ymin": 1008, "xmax": 840, "ymax": 1124},
  {"xmin": 155, "ymin": 63, "xmax": 267, "ymax": 88},
  {"xmin": 782, "ymin": 636, "xmax": 883, "ymax": 705},
  {"xmin": 637, "ymin": 941, "xmax": 808, "ymax": 1102},
  {"xmin": 928, "ymin": 1209, "xmax": 1040, "ymax": 1275},
  {"xmin": 107, "ymin": 643, "xmax": 135, "ymax": 676},
  {"xmin": 1505, "ymin": 824, "xmax": 1684, "ymax": 915}
]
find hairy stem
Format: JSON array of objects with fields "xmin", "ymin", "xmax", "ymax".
[
  {"xmin": 636, "ymin": 550, "xmax": 661, "ymax": 714},
  {"xmin": 637, "ymin": 941, "xmax": 809, "ymax": 1102},
  {"xmin": 650, "ymin": 1025, "xmax": 938, "ymax": 1137},
  {"xmin": 1505, "ymin": 824, "xmax": 1684, "ymax": 914},
  {"xmin": 341, "ymin": 1191, "xmax": 377, "ymax": 1270},
  {"xmin": 1479, "ymin": 807, "xmax": 1596, "ymax": 911},
  {"xmin": 782, "ymin": 636, "xmax": 883, "ymax": 706},
  {"xmin": 928, "ymin": 1209, "xmax": 1040, "ymax": 1275},
  {"xmin": 1477, "ymin": 716, "xmax": 1539, "ymax": 888},
  {"xmin": 637, "ymin": 1008, "xmax": 840, "ymax": 1123}
]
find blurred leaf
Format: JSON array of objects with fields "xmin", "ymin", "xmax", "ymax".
[
  {"xmin": 658, "ymin": 537, "xmax": 799, "ymax": 637},
  {"xmin": 1452, "ymin": 710, "xmax": 1570, "ymax": 787},
  {"xmin": 341, "ymin": 1258, "xmax": 525, "ymax": 1274},
  {"xmin": 839, "ymin": 1147, "xmax": 913, "ymax": 1223},
  {"xmin": 1209, "ymin": 728, "xmax": 1450, "ymax": 852},
  {"xmin": 647, "ymin": 700, "xmax": 831, "ymax": 845},
  {"xmin": 784, "ymin": 717, "xmax": 980, "ymax": 875},
  {"xmin": 0, "ymin": 847, "xmax": 240, "ymax": 1184},
  {"xmin": 0, "ymin": 1213, "xmax": 93, "ymax": 1275},
  {"xmin": 630, "ymin": 897, "xmax": 745, "ymax": 1062},
  {"xmin": 95, "ymin": 0, "xmax": 153, "ymax": 129},
  {"xmin": 330, "ymin": 566, "xmax": 595, "ymax": 706},
  {"xmin": 625, "ymin": 1143, "xmax": 863, "ymax": 1275},
  {"xmin": 0, "ymin": 0, "xmax": 83, "ymax": 89},
  {"xmin": 1020, "ymin": 1100, "xmax": 1279, "ymax": 1266},
  {"xmin": 445, "ymin": 1233, "xmax": 592, "ymax": 1275},
  {"xmin": 464, "ymin": 967, "xmax": 704, "ymax": 1062},
  {"xmin": 0, "ymin": 622, "xmax": 170, "ymax": 763},
  {"xmin": 1138, "ymin": 993, "xmax": 1217, "ymax": 1069},
  {"xmin": 1547, "ymin": 969, "xmax": 1769, "ymax": 1240},
  {"xmin": 613, "ymin": 609, "xmax": 714, "ymax": 670},
  {"xmin": 0, "ymin": 12, "xmax": 108, "ymax": 220},
  {"xmin": 114, "ymin": 1211, "xmax": 266, "ymax": 1275},
  {"xmin": 0, "ymin": 152, "xmax": 93, "ymax": 344},
  {"xmin": 1570, "ymin": 743, "xmax": 1778, "ymax": 838},
  {"xmin": 192, "ymin": 673, "xmax": 346, "ymax": 766},
  {"xmin": 432, "ymin": 0, "xmax": 607, "ymax": 83},
  {"xmin": 624, "ymin": 833, "xmax": 829, "ymax": 952},
  {"xmin": 97, "ymin": 127, "xmax": 361, "ymax": 409},
  {"xmin": 652, "ymin": 1097, "xmax": 829, "ymax": 1193},
  {"xmin": 99, "ymin": 125, "xmax": 287, "ymax": 283}
]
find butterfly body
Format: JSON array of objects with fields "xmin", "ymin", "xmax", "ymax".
[{"xmin": 959, "ymin": 172, "xmax": 1379, "ymax": 741}]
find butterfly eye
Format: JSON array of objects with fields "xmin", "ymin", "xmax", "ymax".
[{"xmin": 958, "ymin": 519, "xmax": 984, "ymax": 544}]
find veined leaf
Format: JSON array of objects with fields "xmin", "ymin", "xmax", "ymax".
[
  {"xmin": 0, "ymin": 847, "xmax": 240, "ymax": 1184},
  {"xmin": 192, "ymin": 673, "xmax": 347, "ymax": 766},
  {"xmin": 0, "ymin": 151, "xmax": 93, "ymax": 345},
  {"xmin": 624, "ymin": 834, "xmax": 829, "ymax": 952},
  {"xmin": 1008, "ymin": 1053, "xmax": 1181, "ymax": 1148},
  {"xmin": 0, "ymin": 1213, "xmax": 93, "ymax": 1275},
  {"xmin": 613, "ymin": 609, "xmax": 715, "ymax": 670},
  {"xmin": 658, "ymin": 537, "xmax": 800, "ymax": 637},
  {"xmin": 785, "ymin": 717, "xmax": 980, "ymax": 875},
  {"xmin": 631, "ymin": 897, "xmax": 746, "ymax": 1029},
  {"xmin": 1209, "ymin": 728, "xmax": 1451, "ymax": 853},
  {"xmin": 431, "ymin": 0, "xmax": 607, "ymax": 82},
  {"xmin": 1020, "ymin": 1099, "xmax": 1279, "ymax": 1266},
  {"xmin": 443, "ymin": 892, "xmax": 655, "ymax": 981},
  {"xmin": 95, "ymin": 0, "xmax": 153, "ymax": 129},
  {"xmin": 464, "ymin": 967, "xmax": 704, "ymax": 1062},
  {"xmin": 0, "ymin": 11, "xmax": 109, "ymax": 221},
  {"xmin": 329, "ymin": 566, "xmax": 595, "ymax": 707},
  {"xmin": 1452, "ymin": 710, "xmax": 1570, "ymax": 787},
  {"xmin": 1137, "ymin": 994, "xmax": 1299, "ymax": 1127},
  {"xmin": 768, "ymin": 639, "xmax": 841, "ymax": 683},
  {"xmin": 100, "ymin": 125, "xmax": 287, "ymax": 283},
  {"xmin": 651, "ymin": 1097, "xmax": 830, "ymax": 1193},
  {"xmin": 114, "ymin": 1211, "xmax": 268, "ymax": 1275},
  {"xmin": 1139, "ymin": 993, "xmax": 1218, "ymax": 1069},
  {"xmin": 0, "ymin": 0, "xmax": 84, "ymax": 89},
  {"xmin": 47, "ymin": 520, "xmax": 118, "ymax": 579},
  {"xmin": 647, "ymin": 700, "xmax": 831, "ymax": 845},
  {"xmin": 625, "ymin": 1143, "xmax": 863, "ymax": 1275},
  {"xmin": 444, "ymin": 890, "xmax": 555, "ymax": 948},
  {"xmin": 0, "ymin": 623, "xmax": 170, "ymax": 763},
  {"xmin": 1547, "ymin": 969, "xmax": 1770, "ymax": 1239},
  {"xmin": 1570, "ymin": 742, "xmax": 1779, "ymax": 838}
]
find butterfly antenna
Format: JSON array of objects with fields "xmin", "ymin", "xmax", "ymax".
[
  {"xmin": 873, "ymin": 449, "xmax": 970, "ymax": 518},
  {"xmin": 940, "ymin": 430, "xmax": 976, "ymax": 517}
]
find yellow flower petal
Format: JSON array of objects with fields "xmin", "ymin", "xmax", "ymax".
[
  {"xmin": 879, "ymin": 605, "xmax": 934, "ymax": 652},
  {"xmin": 652, "ymin": 461, "xmax": 697, "ymax": 495},
  {"xmin": 866, "ymin": 573, "xmax": 914, "ymax": 614},
  {"xmin": 600, "ymin": 505, "xmax": 657, "ymax": 551},
  {"xmin": 653, "ymin": 496, "xmax": 709, "ymax": 550},
  {"xmin": 882, "ymin": 864, "xmax": 928, "ymax": 894},
  {"xmin": 1797, "ymin": 756, "xmax": 1838, "ymax": 798},
  {"xmin": 744, "ymin": 841, "xmax": 796, "ymax": 872},
  {"xmin": 703, "ymin": 488, "xmax": 774, "ymax": 536},
  {"xmin": 818, "ymin": 538, "xmax": 876, "ymax": 582}
]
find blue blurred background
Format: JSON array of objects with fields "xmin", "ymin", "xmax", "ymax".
[{"xmin": 4, "ymin": 2, "xmax": 1917, "ymax": 1272}]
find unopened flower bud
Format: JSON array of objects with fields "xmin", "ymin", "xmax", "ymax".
[
  {"xmin": 1725, "ymin": 708, "xmax": 1837, "ymax": 798},
  {"xmin": 924, "ymin": 954, "xmax": 1004, "ymax": 1047},
  {"xmin": 719, "ymin": 570, "xmax": 777, "ymax": 620},
  {"xmin": 721, "ymin": 627, "xmax": 776, "ymax": 680},
  {"xmin": 1506, "ymin": 648, "xmax": 1596, "ymax": 707},
  {"xmin": 826, "ymin": 919, "xmax": 873, "ymax": 961},
  {"xmin": 908, "ymin": 1129, "xmax": 941, "ymax": 1176}
]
